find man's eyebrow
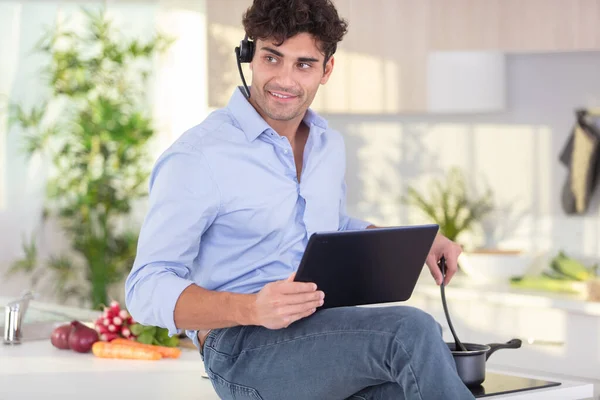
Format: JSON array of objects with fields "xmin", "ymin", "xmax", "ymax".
[
  {"xmin": 260, "ymin": 46, "xmax": 320, "ymax": 63},
  {"xmin": 261, "ymin": 46, "xmax": 284, "ymax": 57},
  {"xmin": 297, "ymin": 56, "xmax": 319, "ymax": 63}
]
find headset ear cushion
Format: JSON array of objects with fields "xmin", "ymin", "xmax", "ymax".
[{"xmin": 240, "ymin": 39, "xmax": 255, "ymax": 63}]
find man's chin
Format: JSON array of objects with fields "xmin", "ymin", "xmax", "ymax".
[
  {"xmin": 264, "ymin": 106, "xmax": 303, "ymax": 122},
  {"xmin": 266, "ymin": 113, "xmax": 299, "ymax": 122}
]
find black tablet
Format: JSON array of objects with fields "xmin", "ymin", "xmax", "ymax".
[{"xmin": 294, "ymin": 224, "xmax": 439, "ymax": 309}]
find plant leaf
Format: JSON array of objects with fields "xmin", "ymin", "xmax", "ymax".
[
  {"xmin": 6, "ymin": 236, "xmax": 38, "ymax": 277},
  {"xmin": 130, "ymin": 323, "xmax": 145, "ymax": 336},
  {"xmin": 136, "ymin": 331, "xmax": 154, "ymax": 345}
]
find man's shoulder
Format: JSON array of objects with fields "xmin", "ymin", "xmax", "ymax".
[
  {"xmin": 326, "ymin": 127, "xmax": 344, "ymax": 141},
  {"xmin": 153, "ymin": 109, "xmax": 242, "ymax": 170},
  {"xmin": 176, "ymin": 109, "xmax": 241, "ymax": 148},
  {"xmin": 321, "ymin": 125, "xmax": 346, "ymax": 150}
]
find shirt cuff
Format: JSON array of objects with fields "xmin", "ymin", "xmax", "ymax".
[
  {"xmin": 186, "ymin": 329, "xmax": 200, "ymax": 349},
  {"xmin": 345, "ymin": 217, "xmax": 371, "ymax": 231},
  {"xmin": 156, "ymin": 274, "xmax": 195, "ymax": 336}
]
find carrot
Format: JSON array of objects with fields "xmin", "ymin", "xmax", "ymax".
[
  {"xmin": 92, "ymin": 341, "xmax": 162, "ymax": 360},
  {"xmin": 111, "ymin": 338, "xmax": 182, "ymax": 359}
]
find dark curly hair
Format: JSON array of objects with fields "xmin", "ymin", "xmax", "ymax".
[{"xmin": 242, "ymin": 0, "xmax": 348, "ymax": 65}]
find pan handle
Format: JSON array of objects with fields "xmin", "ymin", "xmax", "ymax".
[{"xmin": 485, "ymin": 339, "xmax": 522, "ymax": 361}]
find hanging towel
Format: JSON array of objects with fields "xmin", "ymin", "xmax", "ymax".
[{"xmin": 559, "ymin": 110, "xmax": 600, "ymax": 214}]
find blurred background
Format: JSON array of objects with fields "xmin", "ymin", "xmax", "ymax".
[
  {"xmin": 3, "ymin": 0, "xmax": 600, "ymax": 305},
  {"xmin": 2, "ymin": 0, "xmax": 600, "ymax": 394}
]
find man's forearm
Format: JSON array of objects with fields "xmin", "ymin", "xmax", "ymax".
[{"xmin": 173, "ymin": 284, "xmax": 256, "ymax": 331}]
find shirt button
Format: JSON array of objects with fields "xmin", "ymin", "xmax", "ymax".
[{"xmin": 284, "ymin": 149, "xmax": 289, "ymax": 154}]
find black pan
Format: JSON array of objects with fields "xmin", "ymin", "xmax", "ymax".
[
  {"xmin": 447, "ymin": 339, "xmax": 522, "ymax": 387},
  {"xmin": 438, "ymin": 257, "xmax": 522, "ymax": 387}
]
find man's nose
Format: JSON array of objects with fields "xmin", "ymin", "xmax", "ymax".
[{"xmin": 272, "ymin": 64, "xmax": 296, "ymax": 89}]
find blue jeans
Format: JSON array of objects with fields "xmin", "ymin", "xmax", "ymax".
[{"xmin": 202, "ymin": 305, "xmax": 475, "ymax": 400}]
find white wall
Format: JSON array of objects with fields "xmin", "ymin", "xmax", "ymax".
[
  {"xmin": 329, "ymin": 51, "xmax": 600, "ymax": 258},
  {"xmin": 0, "ymin": 0, "xmax": 209, "ymax": 302}
]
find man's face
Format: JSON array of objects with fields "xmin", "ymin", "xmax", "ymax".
[{"xmin": 249, "ymin": 33, "xmax": 334, "ymax": 122}]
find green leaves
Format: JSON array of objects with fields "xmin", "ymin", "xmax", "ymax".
[
  {"xmin": 6, "ymin": 7, "xmax": 172, "ymax": 308},
  {"xmin": 402, "ymin": 167, "xmax": 494, "ymax": 243},
  {"xmin": 7, "ymin": 236, "xmax": 38, "ymax": 277},
  {"xmin": 130, "ymin": 324, "xmax": 180, "ymax": 347}
]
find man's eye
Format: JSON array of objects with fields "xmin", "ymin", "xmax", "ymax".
[
  {"xmin": 266, "ymin": 56, "xmax": 277, "ymax": 63},
  {"xmin": 298, "ymin": 63, "xmax": 311, "ymax": 69}
]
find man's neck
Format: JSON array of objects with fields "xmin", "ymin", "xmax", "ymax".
[
  {"xmin": 265, "ymin": 116, "xmax": 305, "ymax": 142},
  {"xmin": 249, "ymin": 98, "xmax": 305, "ymax": 142}
]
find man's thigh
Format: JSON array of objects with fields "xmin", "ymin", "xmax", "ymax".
[
  {"xmin": 348, "ymin": 382, "xmax": 404, "ymax": 400},
  {"xmin": 203, "ymin": 305, "xmax": 437, "ymax": 400}
]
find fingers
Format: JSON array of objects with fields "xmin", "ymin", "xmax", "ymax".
[
  {"xmin": 279, "ymin": 272, "xmax": 319, "ymax": 294},
  {"xmin": 257, "ymin": 273, "xmax": 324, "ymax": 330},
  {"xmin": 281, "ymin": 298, "xmax": 324, "ymax": 317},
  {"xmin": 426, "ymin": 254, "xmax": 443, "ymax": 285},
  {"xmin": 438, "ymin": 247, "xmax": 462, "ymax": 285},
  {"xmin": 284, "ymin": 307, "xmax": 318, "ymax": 326},
  {"xmin": 278, "ymin": 280, "xmax": 318, "ymax": 294},
  {"xmin": 444, "ymin": 252, "xmax": 459, "ymax": 284},
  {"xmin": 283, "ymin": 291, "xmax": 325, "ymax": 305}
]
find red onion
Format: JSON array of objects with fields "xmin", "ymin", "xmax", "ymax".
[
  {"xmin": 50, "ymin": 324, "xmax": 72, "ymax": 350},
  {"xmin": 68, "ymin": 321, "xmax": 99, "ymax": 353}
]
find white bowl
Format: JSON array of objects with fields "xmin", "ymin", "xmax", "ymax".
[{"xmin": 458, "ymin": 249, "xmax": 536, "ymax": 284}]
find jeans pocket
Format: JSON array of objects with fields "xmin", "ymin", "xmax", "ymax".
[
  {"xmin": 211, "ymin": 326, "xmax": 246, "ymax": 357},
  {"xmin": 207, "ymin": 368, "xmax": 263, "ymax": 400}
]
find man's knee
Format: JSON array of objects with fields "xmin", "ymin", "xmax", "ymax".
[{"xmin": 395, "ymin": 306, "xmax": 442, "ymax": 338}]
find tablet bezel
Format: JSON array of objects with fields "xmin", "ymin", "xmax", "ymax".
[{"xmin": 294, "ymin": 224, "xmax": 439, "ymax": 309}]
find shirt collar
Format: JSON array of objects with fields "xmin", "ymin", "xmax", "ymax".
[
  {"xmin": 226, "ymin": 86, "xmax": 329, "ymax": 141},
  {"xmin": 302, "ymin": 107, "xmax": 328, "ymax": 135},
  {"xmin": 227, "ymin": 87, "xmax": 272, "ymax": 142}
]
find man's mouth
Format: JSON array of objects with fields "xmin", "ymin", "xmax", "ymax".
[{"xmin": 268, "ymin": 91, "xmax": 298, "ymax": 101}]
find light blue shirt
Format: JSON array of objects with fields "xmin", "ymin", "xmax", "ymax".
[{"xmin": 125, "ymin": 87, "xmax": 370, "ymax": 347}]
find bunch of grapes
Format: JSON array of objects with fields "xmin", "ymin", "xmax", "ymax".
[{"xmin": 94, "ymin": 300, "xmax": 136, "ymax": 342}]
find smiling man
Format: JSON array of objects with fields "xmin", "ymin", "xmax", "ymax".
[{"xmin": 125, "ymin": 0, "xmax": 474, "ymax": 399}]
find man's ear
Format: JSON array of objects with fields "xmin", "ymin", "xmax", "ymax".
[{"xmin": 320, "ymin": 56, "xmax": 334, "ymax": 85}]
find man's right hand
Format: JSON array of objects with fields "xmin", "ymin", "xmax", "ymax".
[{"xmin": 252, "ymin": 273, "xmax": 325, "ymax": 329}]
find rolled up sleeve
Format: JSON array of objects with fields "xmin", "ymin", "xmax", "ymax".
[{"xmin": 125, "ymin": 142, "xmax": 220, "ymax": 336}]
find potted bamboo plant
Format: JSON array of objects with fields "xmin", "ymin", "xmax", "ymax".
[
  {"xmin": 402, "ymin": 167, "xmax": 494, "ymax": 245},
  {"xmin": 402, "ymin": 167, "xmax": 534, "ymax": 283},
  {"xmin": 7, "ymin": 8, "xmax": 172, "ymax": 308}
]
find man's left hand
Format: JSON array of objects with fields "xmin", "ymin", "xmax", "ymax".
[{"xmin": 425, "ymin": 233, "xmax": 462, "ymax": 286}]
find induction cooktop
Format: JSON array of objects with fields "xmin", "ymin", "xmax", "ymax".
[{"xmin": 469, "ymin": 372, "xmax": 561, "ymax": 398}]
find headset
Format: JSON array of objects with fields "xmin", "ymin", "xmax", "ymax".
[{"xmin": 235, "ymin": 34, "xmax": 255, "ymax": 98}]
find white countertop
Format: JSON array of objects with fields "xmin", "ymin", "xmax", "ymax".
[
  {"xmin": 0, "ymin": 340, "xmax": 593, "ymax": 400},
  {"xmin": 0, "ymin": 340, "xmax": 219, "ymax": 400},
  {"xmin": 1, "ymin": 282, "xmax": 596, "ymax": 399},
  {"xmin": 412, "ymin": 273, "xmax": 600, "ymax": 317}
]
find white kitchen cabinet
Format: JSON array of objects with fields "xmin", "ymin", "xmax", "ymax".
[
  {"xmin": 429, "ymin": 0, "xmax": 600, "ymax": 53},
  {"xmin": 206, "ymin": 0, "xmax": 600, "ymax": 114}
]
